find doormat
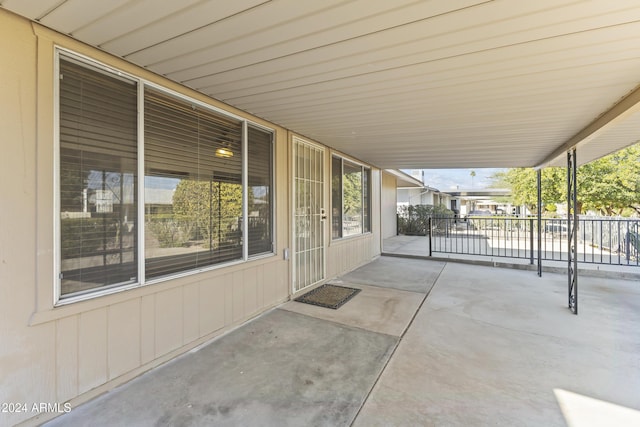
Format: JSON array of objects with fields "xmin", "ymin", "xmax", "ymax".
[{"xmin": 295, "ymin": 284, "xmax": 361, "ymax": 310}]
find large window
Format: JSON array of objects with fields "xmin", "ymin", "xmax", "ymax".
[
  {"xmin": 331, "ymin": 156, "xmax": 371, "ymax": 239},
  {"xmin": 57, "ymin": 52, "xmax": 274, "ymax": 300}
]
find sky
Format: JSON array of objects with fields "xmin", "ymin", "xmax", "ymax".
[{"xmin": 404, "ymin": 168, "xmax": 505, "ymax": 191}]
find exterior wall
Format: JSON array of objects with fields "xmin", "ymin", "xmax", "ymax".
[
  {"xmin": 381, "ymin": 172, "xmax": 398, "ymax": 238},
  {"xmin": 397, "ymin": 188, "xmax": 435, "ymax": 206},
  {"xmin": 1, "ymin": 13, "xmax": 289, "ymax": 427},
  {"xmin": 0, "ymin": 11, "xmax": 381, "ymax": 426},
  {"xmin": 323, "ymin": 147, "xmax": 381, "ymax": 281}
]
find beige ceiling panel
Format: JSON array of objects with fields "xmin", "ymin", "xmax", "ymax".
[
  {"xmin": 546, "ymin": 104, "xmax": 640, "ymax": 168},
  {"xmin": 220, "ymin": 52, "xmax": 640, "ymax": 111},
  {"xmin": 189, "ymin": 1, "xmax": 640, "ymax": 91},
  {"xmin": 124, "ymin": 0, "xmax": 347, "ymax": 66},
  {"xmin": 224, "ymin": 54, "xmax": 640, "ymax": 113},
  {"xmin": 100, "ymin": 0, "xmax": 268, "ymax": 56},
  {"xmin": 0, "ymin": 0, "xmax": 61, "ymax": 19},
  {"xmin": 238, "ymin": 71, "xmax": 638, "ymax": 122},
  {"xmin": 185, "ymin": 0, "xmax": 575, "ymax": 89},
  {"xmin": 38, "ymin": 0, "xmax": 129, "ymax": 33},
  {"xmin": 158, "ymin": 0, "xmax": 421, "ymax": 77},
  {"xmin": 200, "ymin": 28, "xmax": 640, "ymax": 100},
  {"xmin": 3, "ymin": 0, "xmax": 640, "ymax": 169},
  {"xmin": 163, "ymin": 0, "xmax": 485, "ymax": 80},
  {"xmin": 72, "ymin": 0, "xmax": 202, "ymax": 45}
]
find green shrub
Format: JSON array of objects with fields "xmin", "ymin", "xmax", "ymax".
[{"xmin": 397, "ymin": 204, "xmax": 454, "ymax": 236}]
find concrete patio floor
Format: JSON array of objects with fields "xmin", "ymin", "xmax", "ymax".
[{"xmin": 44, "ymin": 257, "xmax": 640, "ymax": 426}]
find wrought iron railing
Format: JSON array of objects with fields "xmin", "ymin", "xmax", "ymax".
[{"xmin": 427, "ymin": 216, "xmax": 639, "ymax": 266}]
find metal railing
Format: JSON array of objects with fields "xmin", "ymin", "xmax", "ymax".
[{"xmin": 427, "ymin": 216, "xmax": 639, "ymax": 266}]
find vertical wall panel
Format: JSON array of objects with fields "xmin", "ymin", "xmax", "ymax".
[
  {"xmin": 154, "ymin": 288, "xmax": 183, "ymax": 357},
  {"xmin": 327, "ymin": 235, "xmax": 375, "ymax": 279},
  {"xmin": 183, "ymin": 283, "xmax": 200, "ymax": 344},
  {"xmin": 256, "ymin": 264, "xmax": 265, "ymax": 309},
  {"xmin": 108, "ymin": 299, "xmax": 141, "ymax": 379},
  {"xmin": 243, "ymin": 268, "xmax": 258, "ymax": 316},
  {"xmin": 78, "ymin": 308, "xmax": 107, "ymax": 394},
  {"xmin": 140, "ymin": 295, "xmax": 156, "ymax": 364},
  {"xmin": 223, "ymin": 273, "xmax": 234, "ymax": 326},
  {"xmin": 56, "ymin": 315, "xmax": 79, "ymax": 402},
  {"xmin": 232, "ymin": 270, "xmax": 245, "ymax": 322},
  {"xmin": 262, "ymin": 262, "xmax": 278, "ymax": 305},
  {"xmin": 199, "ymin": 279, "xmax": 225, "ymax": 336}
]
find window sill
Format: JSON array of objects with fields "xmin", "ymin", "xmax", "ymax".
[
  {"xmin": 30, "ymin": 253, "xmax": 278, "ymax": 326},
  {"xmin": 330, "ymin": 232, "xmax": 373, "ymax": 244}
]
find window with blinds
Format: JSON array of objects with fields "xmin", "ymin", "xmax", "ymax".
[
  {"xmin": 59, "ymin": 57, "xmax": 138, "ymax": 297},
  {"xmin": 248, "ymin": 126, "xmax": 273, "ymax": 255},
  {"xmin": 331, "ymin": 156, "xmax": 372, "ymax": 239},
  {"xmin": 144, "ymin": 89, "xmax": 243, "ymax": 279},
  {"xmin": 56, "ymin": 51, "xmax": 276, "ymax": 301}
]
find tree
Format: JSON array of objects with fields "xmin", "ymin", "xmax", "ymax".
[
  {"xmin": 171, "ymin": 178, "xmax": 243, "ymax": 247},
  {"xmin": 491, "ymin": 167, "xmax": 564, "ymax": 213},
  {"xmin": 342, "ymin": 169, "xmax": 362, "ymax": 219},
  {"xmin": 492, "ymin": 143, "xmax": 640, "ymax": 216},
  {"xmin": 579, "ymin": 144, "xmax": 640, "ymax": 215}
]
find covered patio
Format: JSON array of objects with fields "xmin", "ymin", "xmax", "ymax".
[
  {"xmin": 45, "ymin": 256, "xmax": 640, "ymax": 426},
  {"xmin": 2, "ymin": 2, "xmax": 640, "ymax": 426}
]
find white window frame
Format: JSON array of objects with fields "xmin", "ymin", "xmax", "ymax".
[
  {"xmin": 53, "ymin": 48, "xmax": 276, "ymax": 305},
  {"xmin": 331, "ymin": 153, "xmax": 372, "ymax": 240}
]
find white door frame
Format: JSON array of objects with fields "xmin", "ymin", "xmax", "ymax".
[{"xmin": 291, "ymin": 136, "xmax": 326, "ymax": 294}]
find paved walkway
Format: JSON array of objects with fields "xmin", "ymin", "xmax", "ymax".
[{"xmin": 45, "ymin": 257, "xmax": 640, "ymax": 426}]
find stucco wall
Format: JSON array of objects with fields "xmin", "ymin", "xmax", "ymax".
[{"xmin": 0, "ymin": 10, "xmax": 382, "ymax": 427}]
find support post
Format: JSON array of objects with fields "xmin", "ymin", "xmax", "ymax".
[
  {"xmin": 428, "ymin": 217, "xmax": 433, "ymax": 257},
  {"xmin": 537, "ymin": 169, "xmax": 542, "ymax": 277},
  {"xmin": 567, "ymin": 149, "xmax": 578, "ymax": 314}
]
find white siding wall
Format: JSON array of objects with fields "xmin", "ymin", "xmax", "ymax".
[{"xmin": 381, "ymin": 172, "xmax": 398, "ymax": 238}]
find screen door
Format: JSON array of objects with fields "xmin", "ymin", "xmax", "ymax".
[{"xmin": 293, "ymin": 137, "xmax": 325, "ymax": 292}]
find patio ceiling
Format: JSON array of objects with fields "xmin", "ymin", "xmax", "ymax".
[{"xmin": 4, "ymin": 0, "xmax": 640, "ymax": 169}]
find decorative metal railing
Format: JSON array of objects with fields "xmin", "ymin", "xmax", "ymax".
[{"xmin": 426, "ymin": 216, "xmax": 639, "ymax": 267}]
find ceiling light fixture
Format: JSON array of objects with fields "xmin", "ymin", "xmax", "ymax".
[{"xmin": 215, "ymin": 147, "xmax": 233, "ymax": 158}]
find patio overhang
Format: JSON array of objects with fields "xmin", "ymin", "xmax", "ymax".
[
  {"xmin": 384, "ymin": 169, "xmax": 424, "ymax": 188},
  {"xmin": 3, "ymin": 1, "xmax": 640, "ymax": 169}
]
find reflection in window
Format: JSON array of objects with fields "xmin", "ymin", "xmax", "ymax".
[
  {"xmin": 59, "ymin": 58, "xmax": 138, "ymax": 297},
  {"xmin": 248, "ymin": 126, "xmax": 273, "ymax": 256},
  {"xmin": 144, "ymin": 89, "xmax": 243, "ymax": 279},
  {"xmin": 57, "ymin": 53, "xmax": 276, "ymax": 301},
  {"xmin": 331, "ymin": 156, "xmax": 371, "ymax": 239}
]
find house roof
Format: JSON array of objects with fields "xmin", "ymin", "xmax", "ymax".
[{"xmin": 4, "ymin": 1, "xmax": 640, "ymax": 169}]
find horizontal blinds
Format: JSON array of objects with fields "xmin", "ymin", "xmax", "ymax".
[
  {"xmin": 59, "ymin": 59, "xmax": 137, "ymax": 162},
  {"xmin": 248, "ymin": 126, "xmax": 273, "ymax": 255},
  {"xmin": 144, "ymin": 88, "xmax": 244, "ymax": 279},
  {"xmin": 144, "ymin": 89, "xmax": 242, "ymax": 182},
  {"xmin": 248, "ymin": 126, "xmax": 272, "ymax": 186},
  {"xmin": 58, "ymin": 57, "xmax": 138, "ymax": 296}
]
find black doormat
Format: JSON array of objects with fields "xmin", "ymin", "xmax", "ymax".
[{"xmin": 295, "ymin": 284, "xmax": 361, "ymax": 309}]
